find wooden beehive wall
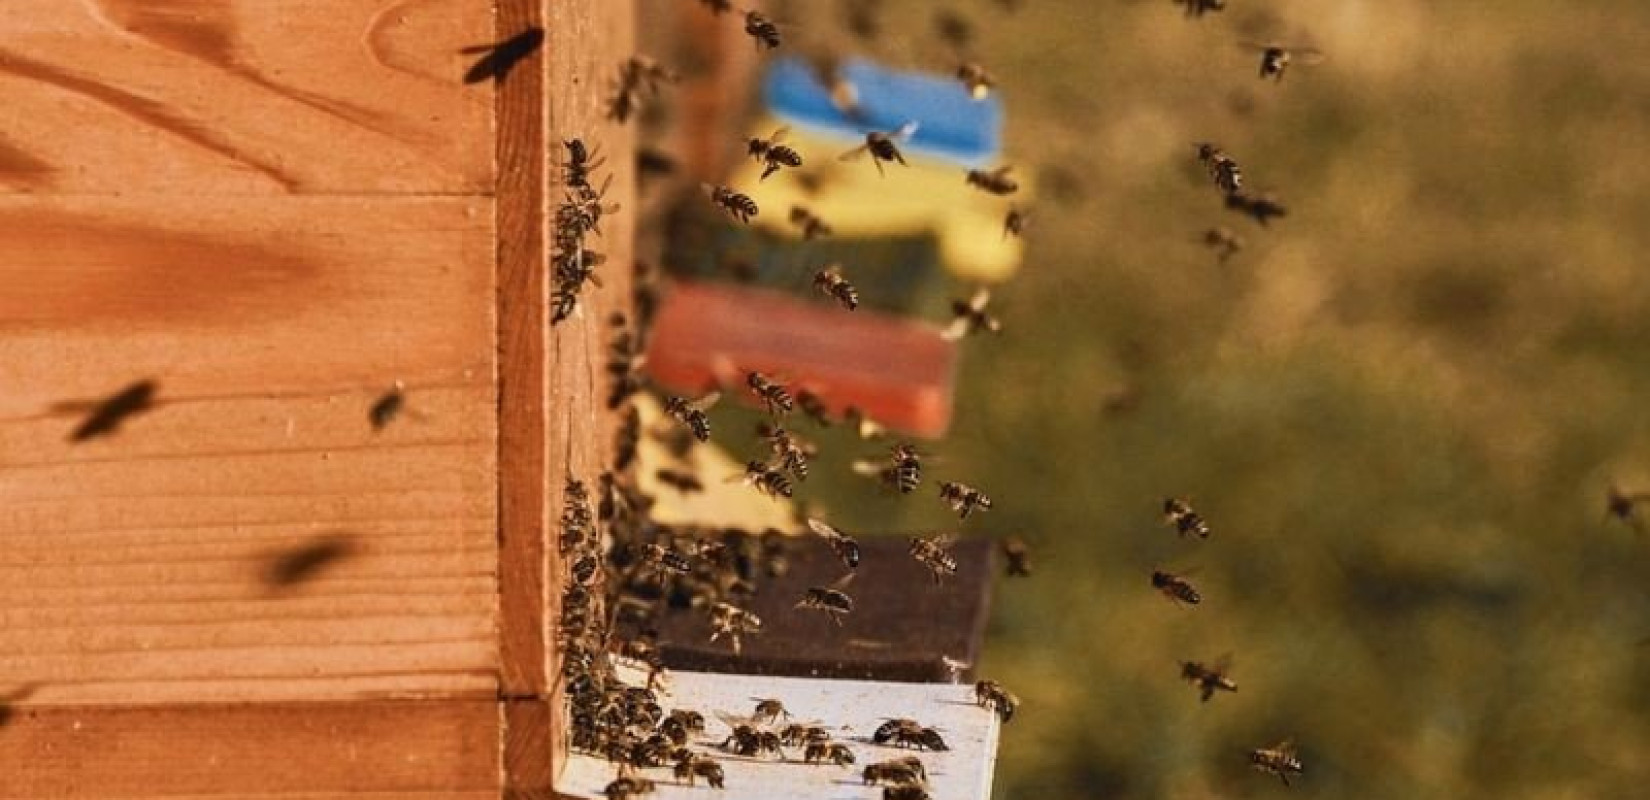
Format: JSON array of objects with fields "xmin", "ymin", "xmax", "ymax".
[{"xmin": 0, "ymin": 1, "xmax": 633, "ymax": 797}]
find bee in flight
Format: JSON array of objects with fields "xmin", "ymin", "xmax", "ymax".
[
  {"xmin": 855, "ymin": 443, "xmax": 924, "ymax": 494},
  {"xmin": 1163, "ymin": 497, "xmax": 1211, "ymax": 539},
  {"xmin": 909, "ymin": 534, "xmax": 959, "ymax": 584},
  {"xmin": 807, "ymin": 518, "xmax": 863, "ymax": 570},
  {"xmin": 1196, "ymin": 142, "xmax": 1243, "ymax": 196},
  {"xmin": 744, "ymin": 11, "xmax": 782, "ymax": 49},
  {"xmin": 813, "ymin": 265, "xmax": 860, "ymax": 310},
  {"xmin": 939, "ymin": 481, "xmax": 993, "ymax": 519},
  {"xmin": 736, "ymin": 460, "xmax": 794, "ymax": 499},
  {"xmin": 663, "ymin": 392, "xmax": 719, "ymax": 442},
  {"xmin": 757, "ymin": 421, "xmax": 814, "ymax": 480},
  {"xmin": 1001, "ymin": 536, "xmax": 1032, "ymax": 577},
  {"xmin": 750, "ymin": 697, "xmax": 791, "ymax": 724},
  {"xmin": 705, "ymin": 184, "xmax": 759, "ymax": 223},
  {"xmin": 943, "ymin": 287, "xmax": 1002, "ymax": 341},
  {"xmin": 708, "ymin": 601, "xmax": 763, "ymax": 655},
  {"xmin": 746, "ymin": 371, "xmax": 795, "ymax": 417},
  {"xmin": 1152, "ymin": 569, "xmax": 1202, "ymax": 606},
  {"xmin": 797, "ymin": 585, "xmax": 855, "ymax": 625},
  {"xmin": 1179, "ymin": 655, "xmax": 1238, "ymax": 702},
  {"xmin": 748, "ymin": 126, "xmax": 803, "ymax": 180},
  {"xmin": 839, "ymin": 122, "xmax": 919, "ymax": 176},
  {"xmin": 1606, "ymin": 483, "xmax": 1650, "ymax": 533},
  {"xmin": 1003, "ymin": 207, "xmax": 1028, "ymax": 240},
  {"xmin": 1226, "ymin": 191, "xmax": 1289, "ymax": 226},
  {"xmin": 1175, "ymin": 0, "xmax": 1226, "ymax": 18},
  {"xmin": 1243, "ymin": 42, "xmax": 1325, "ymax": 82},
  {"xmin": 790, "ymin": 206, "xmax": 834, "ymax": 239},
  {"xmin": 1202, "ymin": 226, "xmax": 1244, "ymax": 263},
  {"xmin": 965, "ymin": 165, "xmax": 1019, "ymax": 195},
  {"xmin": 956, "ymin": 62, "xmax": 996, "ymax": 100},
  {"xmin": 1249, "ymin": 739, "xmax": 1304, "ymax": 786}
]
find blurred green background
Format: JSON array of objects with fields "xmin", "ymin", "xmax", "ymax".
[{"xmin": 657, "ymin": 0, "xmax": 1650, "ymax": 797}]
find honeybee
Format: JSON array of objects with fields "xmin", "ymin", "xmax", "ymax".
[
  {"xmin": 1249, "ymin": 739, "xmax": 1304, "ymax": 786},
  {"xmin": 673, "ymin": 753, "xmax": 725, "ymax": 788},
  {"xmin": 560, "ymin": 478, "xmax": 594, "ymax": 554},
  {"xmin": 1002, "ymin": 536, "xmax": 1032, "ymax": 577},
  {"xmin": 873, "ymin": 719, "xmax": 949, "ymax": 751},
  {"xmin": 863, "ymin": 756, "xmax": 927, "ymax": 786},
  {"xmin": 780, "ymin": 724, "xmax": 831, "ymax": 746},
  {"xmin": 1226, "ymin": 191, "xmax": 1289, "ymax": 225},
  {"xmin": 942, "ymin": 287, "xmax": 1002, "ymax": 341},
  {"xmin": 369, "ymin": 381, "xmax": 407, "ymax": 429},
  {"xmin": 1175, "ymin": 0, "xmax": 1226, "ymax": 18},
  {"xmin": 807, "ymin": 518, "xmax": 863, "ymax": 570},
  {"xmin": 965, "ymin": 166, "xmax": 1018, "ymax": 195},
  {"xmin": 1180, "ymin": 655, "xmax": 1238, "ymax": 702},
  {"xmin": 854, "ymin": 443, "xmax": 924, "ymax": 493},
  {"xmin": 813, "ymin": 265, "xmax": 860, "ymax": 310},
  {"xmin": 1163, "ymin": 497, "xmax": 1211, "ymax": 539},
  {"xmin": 1607, "ymin": 483, "xmax": 1650, "ymax": 532},
  {"xmin": 737, "ymin": 460, "xmax": 794, "ymax": 499},
  {"xmin": 1244, "ymin": 43, "xmax": 1325, "ymax": 82},
  {"xmin": 1196, "ymin": 143, "xmax": 1243, "ymax": 196},
  {"xmin": 720, "ymin": 723, "xmax": 784, "ymax": 758},
  {"xmin": 790, "ymin": 206, "xmax": 834, "ymax": 239},
  {"xmin": 1202, "ymin": 226, "xmax": 1245, "ymax": 263},
  {"xmin": 933, "ymin": 9, "xmax": 974, "ymax": 50},
  {"xmin": 706, "ymin": 184, "xmax": 759, "ymax": 223},
  {"xmin": 747, "ymin": 126, "xmax": 803, "ymax": 180},
  {"xmin": 1003, "ymin": 207, "xmax": 1027, "ymax": 239},
  {"xmin": 939, "ymin": 482, "xmax": 993, "ymax": 519},
  {"xmin": 797, "ymin": 390, "xmax": 833, "ymax": 426},
  {"xmin": 655, "ymin": 468, "xmax": 705, "ymax": 495},
  {"xmin": 669, "ymin": 709, "xmax": 706, "ymax": 732},
  {"xmin": 839, "ymin": 122, "xmax": 919, "ymax": 176},
  {"xmin": 639, "ymin": 543, "xmax": 694, "ymax": 576},
  {"xmin": 603, "ymin": 777, "xmax": 656, "ymax": 800},
  {"xmin": 757, "ymin": 422, "xmax": 814, "ymax": 480},
  {"xmin": 663, "ymin": 392, "xmax": 719, "ymax": 442},
  {"xmin": 797, "ymin": 586, "xmax": 855, "ymax": 625},
  {"xmin": 744, "ymin": 11, "xmax": 781, "ymax": 49},
  {"xmin": 956, "ymin": 63, "xmax": 995, "ymax": 100},
  {"xmin": 746, "ymin": 371, "xmax": 795, "ymax": 417},
  {"xmin": 909, "ymin": 535, "xmax": 959, "ymax": 584},
  {"xmin": 1152, "ymin": 570, "xmax": 1202, "ymax": 606},
  {"xmin": 973, "ymin": 679, "xmax": 1019, "ymax": 722},
  {"xmin": 562, "ymin": 138, "xmax": 605, "ymax": 191},
  {"xmin": 805, "ymin": 742, "xmax": 856, "ymax": 766},
  {"xmin": 607, "ymin": 55, "xmax": 677, "ymax": 123},
  {"xmin": 750, "ymin": 697, "xmax": 791, "ymax": 724}
]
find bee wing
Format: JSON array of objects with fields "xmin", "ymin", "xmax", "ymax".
[
  {"xmin": 688, "ymin": 391, "xmax": 722, "ymax": 412},
  {"xmin": 1213, "ymin": 652, "xmax": 1235, "ymax": 673},
  {"xmin": 714, "ymin": 710, "xmax": 759, "ymax": 730},
  {"xmin": 927, "ymin": 533, "xmax": 960, "ymax": 549},
  {"xmin": 771, "ymin": 125, "xmax": 791, "ymax": 143},
  {"xmin": 941, "ymin": 317, "xmax": 971, "ymax": 342},
  {"xmin": 968, "ymin": 287, "xmax": 993, "ymax": 313},
  {"xmin": 1293, "ymin": 48, "xmax": 1327, "ymax": 65},
  {"xmin": 837, "ymin": 143, "xmax": 871, "ymax": 162},
  {"xmin": 828, "ymin": 571, "xmax": 858, "ymax": 590},
  {"xmin": 891, "ymin": 121, "xmax": 921, "ymax": 141},
  {"xmin": 1273, "ymin": 738, "xmax": 1297, "ymax": 756},
  {"xmin": 806, "ymin": 518, "xmax": 845, "ymax": 540},
  {"xmin": 850, "ymin": 458, "xmax": 885, "ymax": 477}
]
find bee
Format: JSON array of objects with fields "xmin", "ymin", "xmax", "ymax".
[
  {"xmin": 655, "ymin": 468, "xmax": 705, "ymax": 495},
  {"xmin": 789, "ymin": 206, "xmax": 834, "ymax": 240},
  {"xmin": 939, "ymin": 482, "xmax": 993, "ymax": 519},
  {"xmin": 780, "ymin": 724, "xmax": 831, "ymax": 746},
  {"xmin": 933, "ymin": 9, "xmax": 974, "ymax": 51},
  {"xmin": 706, "ymin": 184, "xmax": 759, "ymax": 224},
  {"xmin": 1249, "ymin": 739, "xmax": 1304, "ymax": 786},
  {"xmin": 738, "ymin": 460, "xmax": 794, "ymax": 499},
  {"xmin": 1163, "ymin": 497, "xmax": 1211, "ymax": 539},
  {"xmin": 607, "ymin": 55, "xmax": 677, "ymax": 123},
  {"xmin": 965, "ymin": 166, "xmax": 1019, "ymax": 195},
  {"xmin": 1002, "ymin": 536, "xmax": 1032, "ymax": 577},
  {"xmin": 956, "ymin": 62, "xmax": 996, "ymax": 100},
  {"xmin": 663, "ymin": 392, "xmax": 719, "ymax": 442},
  {"xmin": 873, "ymin": 719, "xmax": 949, "ymax": 751},
  {"xmin": 796, "ymin": 390, "xmax": 833, "ymax": 426},
  {"xmin": 696, "ymin": 0, "xmax": 733, "ymax": 13},
  {"xmin": 805, "ymin": 742, "xmax": 856, "ymax": 766},
  {"xmin": 602, "ymin": 777, "xmax": 655, "ymax": 800},
  {"xmin": 807, "ymin": 518, "xmax": 863, "ymax": 570},
  {"xmin": 615, "ymin": 405, "xmax": 641, "ymax": 470},
  {"xmin": 884, "ymin": 785, "xmax": 933, "ymax": 800},
  {"xmin": 757, "ymin": 422, "xmax": 814, "ymax": 480},
  {"xmin": 973, "ymin": 679, "xmax": 1019, "ymax": 722},
  {"xmin": 1180, "ymin": 655, "xmax": 1238, "ymax": 702},
  {"xmin": 569, "ymin": 552, "xmax": 600, "ymax": 586},
  {"xmin": 1003, "ymin": 207, "xmax": 1027, "ymax": 240},
  {"xmin": 863, "ymin": 756, "xmax": 927, "ymax": 786},
  {"xmin": 1607, "ymin": 483, "xmax": 1650, "ymax": 533},
  {"xmin": 1196, "ymin": 143, "xmax": 1243, "ymax": 196},
  {"xmin": 673, "ymin": 753, "xmax": 725, "ymax": 788},
  {"xmin": 813, "ymin": 265, "xmax": 860, "ymax": 310},
  {"xmin": 460, "ymin": 26, "xmax": 545, "ymax": 85},
  {"xmin": 1175, "ymin": 0, "xmax": 1226, "ymax": 18},
  {"xmin": 839, "ymin": 122, "xmax": 919, "ymax": 177},
  {"xmin": 855, "ymin": 443, "xmax": 924, "ymax": 493},
  {"xmin": 797, "ymin": 586, "xmax": 855, "ymax": 625},
  {"xmin": 1226, "ymin": 191, "xmax": 1289, "ymax": 226},
  {"xmin": 720, "ymin": 723, "xmax": 784, "ymax": 758},
  {"xmin": 744, "ymin": 11, "xmax": 781, "ymax": 49},
  {"xmin": 909, "ymin": 535, "xmax": 959, "ymax": 584},
  {"xmin": 668, "ymin": 709, "xmax": 706, "ymax": 732},
  {"xmin": 942, "ymin": 287, "xmax": 1002, "ymax": 341},
  {"xmin": 845, "ymin": 407, "xmax": 887, "ymax": 440},
  {"xmin": 639, "ymin": 543, "xmax": 694, "ymax": 577},
  {"xmin": 562, "ymin": 138, "xmax": 605, "ymax": 191},
  {"xmin": 369, "ymin": 381, "xmax": 406, "ymax": 430},
  {"xmin": 1152, "ymin": 570, "xmax": 1202, "ymax": 606},
  {"xmin": 745, "ymin": 371, "xmax": 795, "ymax": 417},
  {"xmin": 1244, "ymin": 43, "xmax": 1325, "ymax": 82},
  {"xmin": 750, "ymin": 698, "xmax": 790, "ymax": 724},
  {"xmin": 1203, "ymin": 226, "xmax": 1245, "ymax": 263},
  {"xmin": 747, "ymin": 126, "xmax": 803, "ymax": 180}
]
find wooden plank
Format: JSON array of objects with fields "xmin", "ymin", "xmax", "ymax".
[
  {"xmin": 0, "ymin": 0, "xmax": 492, "ymax": 194},
  {"xmin": 0, "ymin": 699, "xmax": 500, "ymax": 799},
  {"xmin": 0, "ymin": 196, "xmax": 498, "ymax": 704}
]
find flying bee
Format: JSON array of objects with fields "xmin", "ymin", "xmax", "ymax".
[
  {"xmin": 663, "ymin": 392, "xmax": 719, "ymax": 442},
  {"xmin": 854, "ymin": 443, "xmax": 924, "ymax": 493},
  {"xmin": 790, "ymin": 206, "xmax": 834, "ymax": 239},
  {"xmin": 956, "ymin": 62, "xmax": 995, "ymax": 100},
  {"xmin": 1202, "ymin": 226, "xmax": 1244, "ymax": 263},
  {"xmin": 1196, "ymin": 143, "xmax": 1243, "ymax": 196},
  {"xmin": 750, "ymin": 698, "xmax": 791, "ymax": 724},
  {"xmin": 1606, "ymin": 483, "xmax": 1650, "ymax": 533},
  {"xmin": 1003, "ymin": 207, "xmax": 1027, "ymax": 240},
  {"xmin": 797, "ymin": 585, "xmax": 855, "ymax": 625},
  {"xmin": 805, "ymin": 742, "xmax": 856, "ymax": 766},
  {"xmin": 757, "ymin": 422, "xmax": 814, "ymax": 480},
  {"xmin": 744, "ymin": 11, "xmax": 782, "ymax": 49},
  {"xmin": 796, "ymin": 390, "xmax": 833, "ymax": 426},
  {"xmin": 863, "ymin": 756, "xmax": 927, "ymax": 786},
  {"xmin": 813, "ymin": 265, "xmax": 860, "ymax": 310},
  {"xmin": 939, "ymin": 482, "xmax": 993, "ymax": 519},
  {"xmin": 1175, "ymin": 0, "xmax": 1226, "ymax": 18},
  {"xmin": 655, "ymin": 468, "xmax": 705, "ymax": 495},
  {"xmin": 674, "ymin": 753, "xmax": 725, "ymax": 788},
  {"xmin": 965, "ymin": 166, "xmax": 1019, "ymax": 196},
  {"xmin": 1243, "ymin": 42, "xmax": 1325, "ymax": 82},
  {"xmin": 696, "ymin": 0, "xmax": 733, "ymax": 13},
  {"xmin": 607, "ymin": 55, "xmax": 677, "ymax": 123},
  {"xmin": 1226, "ymin": 191, "xmax": 1289, "ymax": 226},
  {"xmin": 1152, "ymin": 570, "xmax": 1202, "ymax": 606},
  {"xmin": 909, "ymin": 535, "xmax": 959, "ymax": 584},
  {"xmin": 747, "ymin": 126, "xmax": 804, "ymax": 180},
  {"xmin": 973, "ymin": 679, "xmax": 1019, "ymax": 722},
  {"xmin": 1163, "ymin": 497, "xmax": 1211, "ymax": 539},
  {"xmin": 1250, "ymin": 739, "xmax": 1304, "ymax": 786},
  {"xmin": 639, "ymin": 543, "xmax": 694, "ymax": 577},
  {"xmin": 615, "ymin": 405, "xmax": 640, "ymax": 470},
  {"xmin": 839, "ymin": 122, "xmax": 919, "ymax": 177},
  {"xmin": 1180, "ymin": 655, "xmax": 1238, "ymax": 702},
  {"xmin": 705, "ymin": 184, "xmax": 759, "ymax": 223},
  {"xmin": 942, "ymin": 287, "xmax": 1002, "ymax": 341},
  {"xmin": 708, "ymin": 602, "xmax": 763, "ymax": 655},
  {"xmin": 735, "ymin": 460, "xmax": 794, "ymax": 499},
  {"xmin": 933, "ymin": 9, "xmax": 974, "ymax": 50},
  {"xmin": 807, "ymin": 518, "xmax": 863, "ymax": 570},
  {"xmin": 1002, "ymin": 536, "xmax": 1032, "ymax": 577},
  {"xmin": 745, "ymin": 372, "xmax": 794, "ymax": 417}
]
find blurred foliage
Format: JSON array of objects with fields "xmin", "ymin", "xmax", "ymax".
[{"xmin": 663, "ymin": 0, "xmax": 1650, "ymax": 796}]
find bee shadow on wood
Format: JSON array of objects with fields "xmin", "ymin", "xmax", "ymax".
[
  {"xmin": 460, "ymin": 26, "xmax": 545, "ymax": 85},
  {"xmin": 51, "ymin": 379, "xmax": 159, "ymax": 443},
  {"xmin": 0, "ymin": 683, "xmax": 42, "ymax": 728},
  {"xmin": 262, "ymin": 532, "xmax": 361, "ymax": 591}
]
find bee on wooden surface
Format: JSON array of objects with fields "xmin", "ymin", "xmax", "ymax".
[
  {"xmin": 720, "ymin": 723, "xmax": 784, "ymax": 758},
  {"xmin": 705, "ymin": 184, "xmax": 759, "ymax": 224},
  {"xmin": 745, "ymin": 371, "xmax": 794, "ymax": 417},
  {"xmin": 570, "ymin": 552, "xmax": 600, "ymax": 586},
  {"xmin": 839, "ymin": 122, "xmax": 919, "ymax": 177},
  {"xmin": 1003, "ymin": 207, "xmax": 1027, "ymax": 240},
  {"xmin": 615, "ymin": 405, "xmax": 641, "ymax": 471},
  {"xmin": 873, "ymin": 719, "xmax": 949, "ymax": 751},
  {"xmin": 737, "ymin": 460, "xmax": 794, "ymax": 499},
  {"xmin": 956, "ymin": 62, "xmax": 996, "ymax": 100},
  {"xmin": 805, "ymin": 742, "xmax": 856, "ymax": 766},
  {"xmin": 974, "ymin": 679, "xmax": 1019, "ymax": 722},
  {"xmin": 744, "ymin": 11, "xmax": 782, "ymax": 49},
  {"xmin": 965, "ymin": 166, "xmax": 1019, "ymax": 196},
  {"xmin": 1180, "ymin": 655, "xmax": 1238, "ymax": 702},
  {"xmin": 1163, "ymin": 497, "xmax": 1211, "ymax": 539},
  {"xmin": 943, "ymin": 287, "xmax": 1002, "ymax": 341},
  {"xmin": 368, "ymin": 381, "xmax": 406, "ymax": 430},
  {"xmin": 460, "ymin": 26, "xmax": 545, "ymax": 85},
  {"xmin": 813, "ymin": 265, "xmax": 860, "ymax": 310},
  {"xmin": 854, "ymin": 443, "xmax": 924, "ymax": 493},
  {"xmin": 639, "ymin": 543, "xmax": 693, "ymax": 577},
  {"xmin": 807, "ymin": 518, "xmax": 863, "ymax": 571},
  {"xmin": 757, "ymin": 422, "xmax": 814, "ymax": 480},
  {"xmin": 939, "ymin": 481, "xmax": 993, "ymax": 519},
  {"xmin": 562, "ymin": 138, "xmax": 606, "ymax": 192},
  {"xmin": 559, "ymin": 479, "xmax": 594, "ymax": 554},
  {"xmin": 863, "ymin": 756, "xmax": 927, "ymax": 786},
  {"xmin": 655, "ymin": 468, "xmax": 705, "ymax": 495},
  {"xmin": 1175, "ymin": 0, "xmax": 1226, "ymax": 18},
  {"xmin": 1607, "ymin": 483, "xmax": 1650, "ymax": 533},
  {"xmin": 607, "ymin": 55, "xmax": 677, "ymax": 124},
  {"xmin": 747, "ymin": 126, "xmax": 804, "ymax": 181},
  {"xmin": 1196, "ymin": 143, "xmax": 1243, "ymax": 196},
  {"xmin": 663, "ymin": 392, "xmax": 719, "ymax": 442},
  {"xmin": 909, "ymin": 535, "xmax": 959, "ymax": 584},
  {"xmin": 789, "ymin": 206, "xmax": 834, "ymax": 240},
  {"xmin": 1226, "ymin": 191, "xmax": 1289, "ymax": 226},
  {"xmin": 1152, "ymin": 569, "xmax": 1202, "ymax": 606},
  {"xmin": 1250, "ymin": 739, "xmax": 1304, "ymax": 786},
  {"xmin": 1002, "ymin": 536, "xmax": 1032, "ymax": 577},
  {"xmin": 603, "ymin": 777, "xmax": 655, "ymax": 800},
  {"xmin": 1202, "ymin": 226, "xmax": 1245, "ymax": 263},
  {"xmin": 1244, "ymin": 43, "xmax": 1325, "ymax": 82},
  {"xmin": 750, "ymin": 697, "xmax": 791, "ymax": 724},
  {"xmin": 673, "ymin": 753, "xmax": 725, "ymax": 788},
  {"xmin": 797, "ymin": 586, "xmax": 855, "ymax": 625}
]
